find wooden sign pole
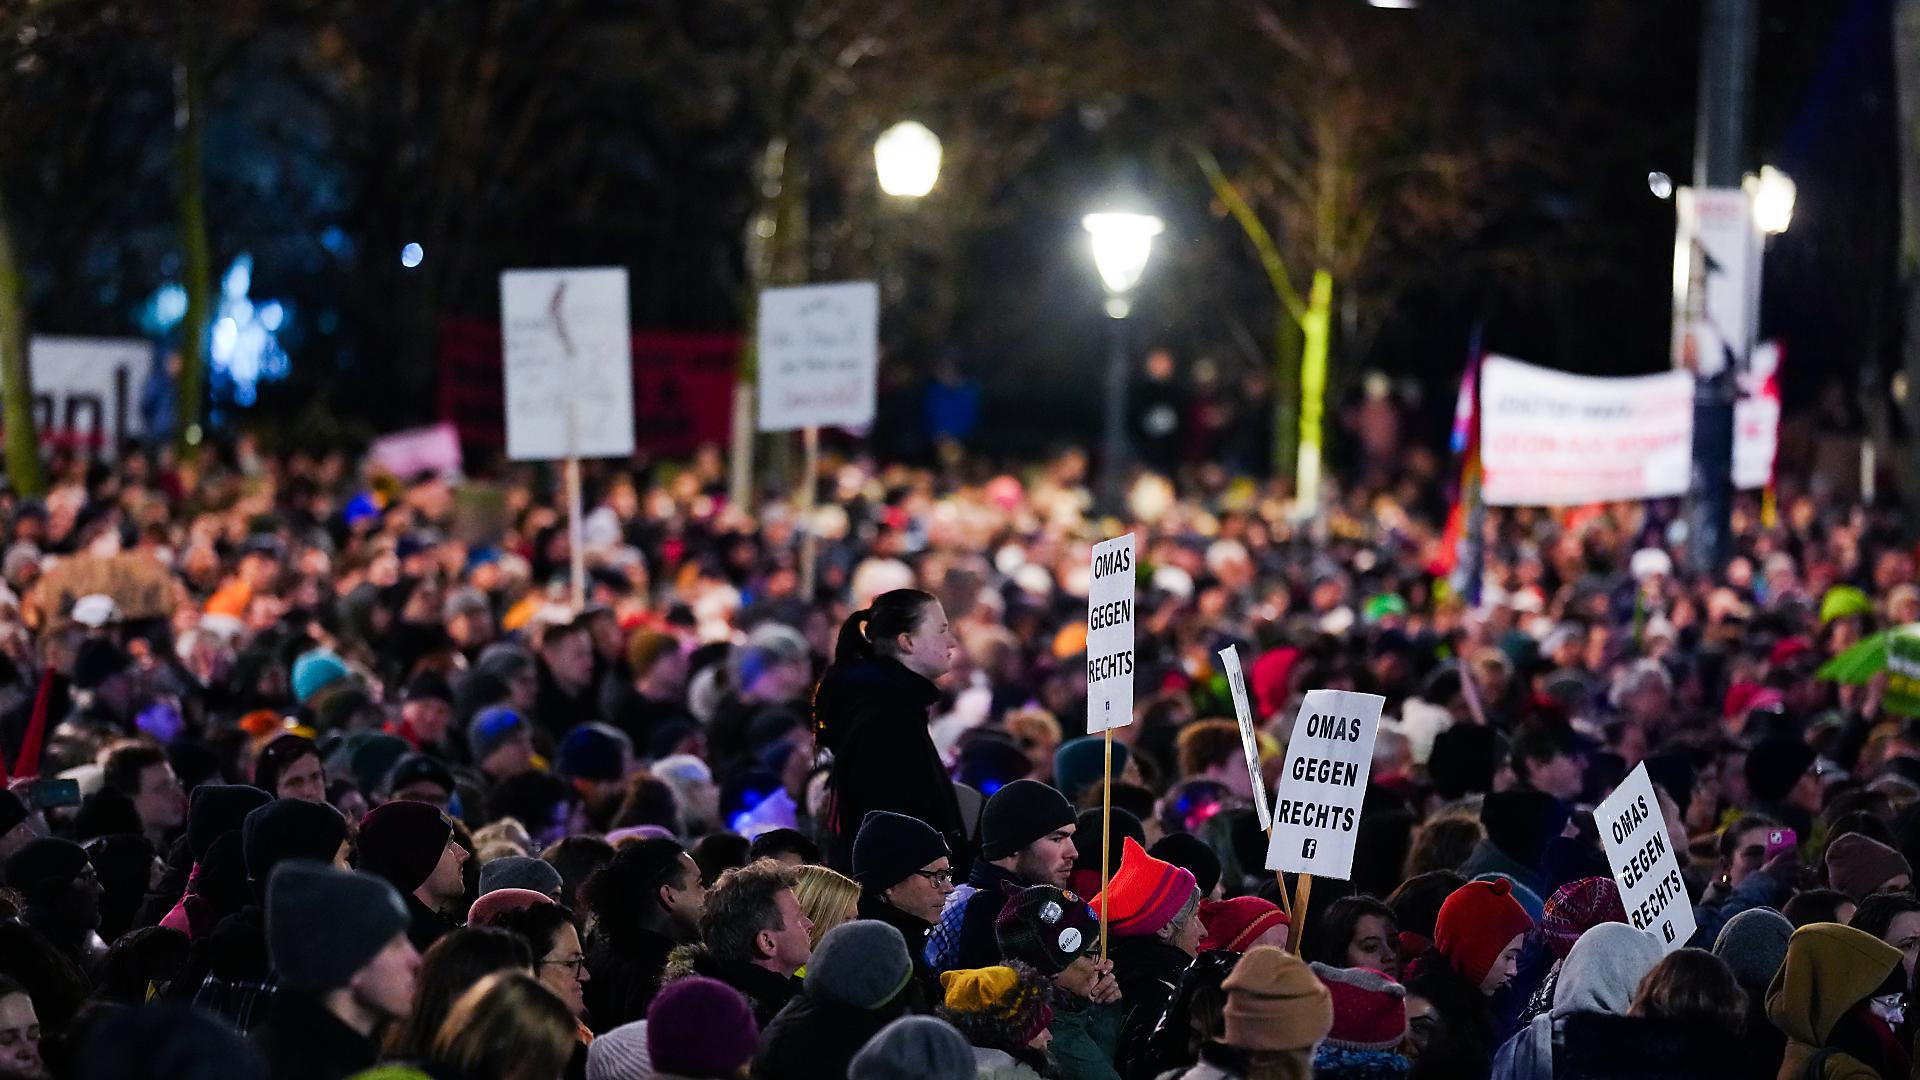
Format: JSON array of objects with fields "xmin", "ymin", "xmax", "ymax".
[{"xmin": 1099, "ymin": 725, "xmax": 1113, "ymax": 960}]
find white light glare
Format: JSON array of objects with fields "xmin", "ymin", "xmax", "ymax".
[
  {"xmin": 400, "ymin": 242, "xmax": 425, "ymax": 268},
  {"xmin": 1648, "ymin": 171, "xmax": 1674, "ymax": 200},
  {"xmin": 1749, "ymin": 166, "xmax": 1796, "ymax": 235},
  {"xmin": 1082, "ymin": 211, "xmax": 1164, "ymax": 296},
  {"xmin": 874, "ymin": 121, "xmax": 942, "ymax": 198}
]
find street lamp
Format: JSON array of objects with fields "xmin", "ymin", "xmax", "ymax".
[
  {"xmin": 1083, "ymin": 209, "xmax": 1163, "ymax": 512},
  {"xmin": 1748, "ymin": 165, "xmax": 1795, "ymax": 235},
  {"xmin": 874, "ymin": 121, "xmax": 942, "ymax": 198}
]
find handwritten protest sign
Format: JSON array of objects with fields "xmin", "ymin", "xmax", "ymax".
[
  {"xmin": 1596, "ymin": 762, "xmax": 1695, "ymax": 952},
  {"xmin": 1085, "ymin": 534, "xmax": 1135, "ymax": 733},
  {"xmin": 1266, "ymin": 690, "xmax": 1385, "ymax": 879},
  {"xmin": 1219, "ymin": 646, "xmax": 1271, "ymax": 830},
  {"xmin": 756, "ymin": 282, "xmax": 879, "ymax": 432},
  {"xmin": 501, "ymin": 268, "xmax": 635, "ymax": 462}
]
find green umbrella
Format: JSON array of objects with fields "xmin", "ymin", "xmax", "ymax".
[{"xmin": 1817, "ymin": 623, "xmax": 1920, "ymax": 716}]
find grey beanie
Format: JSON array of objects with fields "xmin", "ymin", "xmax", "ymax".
[
  {"xmin": 1713, "ymin": 906, "xmax": 1794, "ymax": 990},
  {"xmin": 806, "ymin": 920, "xmax": 914, "ymax": 1010},
  {"xmin": 585, "ymin": 1019, "xmax": 652, "ymax": 1080},
  {"xmin": 849, "ymin": 1016, "xmax": 975, "ymax": 1080},
  {"xmin": 266, "ymin": 860, "xmax": 409, "ymax": 992},
  {"xmin": 478, "ymin": 855, "xmax": 564, "ymax": 899}
]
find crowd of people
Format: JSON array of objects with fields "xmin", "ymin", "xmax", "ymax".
[{"xmin": 0, "ymin": 432, "xmax": 1915, "ymax": 1080}]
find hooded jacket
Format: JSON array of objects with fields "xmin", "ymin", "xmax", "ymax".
[
  {"xmin": 1491, "ymin": 923, "xmax": 1664, "ymax": 1080},
  {"xmin": 814, "ymin": 657, "xmax": 966, "ymax": 872},
  {"xmin": 1766, "ymin": 923, "xmax": 1904, "ymax": 1080}
]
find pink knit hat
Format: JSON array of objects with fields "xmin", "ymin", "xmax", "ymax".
[{"xmin": 1091, "ymin": 838, "xmax": 1199, "ymax": 938}]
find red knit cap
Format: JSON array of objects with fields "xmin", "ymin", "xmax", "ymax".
[
  {"xmin": 1540, "ymin": 876, "xmax": 1626, "ymax": 960},
  {"xmin": 1309, "ymin": 963, "xmax": 1408, "ymax": 1051},
  {"xmin": 467, "ymin": 887, "xmax": 554, "ymax": 927},
  {"xmin": 1433, "ymin": 877, "xmax": 1533, "ymax": 986},
  {"xmin": 1198, "ymin": 896, "xmax": 1290, "ymax": 953},
  {"xmin": 1091, "ymin": 837, "xmax": 1199, "ymax": 938}
]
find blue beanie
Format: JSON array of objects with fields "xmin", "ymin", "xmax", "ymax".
[
  {"xmin": 1054, "ymin": 736, "xmax": 1130, "ymax": 803},
  {"xmin": 556, "ymin": 723, "xmax": 633, "ymax": 782},
  {"xmin": 291, "ymin": 651, "xmax": 351, "ymax": 705},
  {"xmin": 469, "ymin": 707, "xmax": 529, "ymax": 763}
]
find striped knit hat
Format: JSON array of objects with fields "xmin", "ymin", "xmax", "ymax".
[
  {"xmin": 1309, "ymin": 964, "xmax": 1408, "ymax": 1051},
  {"xmin": 1092, "ymin": 837, "xmax": 1199, "ymax": 938},
  {"xmin": 1540, "ymin": 876, "xmax": 1626, "ymax": 960}
]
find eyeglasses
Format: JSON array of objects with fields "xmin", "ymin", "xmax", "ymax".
[
  {"xmin": 912, "ymin": 869, "xmax": 953, "ymax": 887},
  {"xmin": 542, "ymin": 955, "xmax": 588, "ymax": 976}
]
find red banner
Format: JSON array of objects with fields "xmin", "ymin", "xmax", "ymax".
[{"xmin": 438, "ymin": 319, "xmax": 738, "ymax": 457}]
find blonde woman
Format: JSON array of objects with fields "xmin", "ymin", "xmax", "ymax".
[
  {"xmin": 792, "ymin": 864, "xmax": 861, "ymax": 954},
  {"xmin": 431, "ymin": 972, "xmax": 578, "ymax": 1080}
]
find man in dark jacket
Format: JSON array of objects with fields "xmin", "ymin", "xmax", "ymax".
[
  {"xmin": 754, "ymin": 919, "xmax": 919, "ymax": 1079},
  {"xmin": 582, "ymin": 838, "xmax": 706, "ymax": 1032},
  {"xmin": 659, "ymin": 858, "xmax": 810, "ymax": 1027},
  {"xmin": 252, "ymin": 861, "xmax": 419, "ymax": 1080},
  {"xmin": 355, "ymin": 800, "xmax": 467, "ymax": 953},
  {"xmin": 852, "ymin": 810, "xmax": 953, "ymax": 997},
  {"xmin": 815, "ymin": 648, "xmax": 968, "ymax": 873},
  {"xmin": 929, "ymin": 779, "xmax": 1076, "ymax": 973}
]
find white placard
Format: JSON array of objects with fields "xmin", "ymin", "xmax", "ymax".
[
  {"xmin": 1219, "ymin": 646, "xmax": 1271, "ymax": 830},
  {"xmin": 1733, "ymin": 341, "xmax": 1781, "ymax": 491},
  {"xmin": 756, "ymin": 282, "xmax": 879, "ymax": 432},
  {"xmin": 1479, "ymin": 355, "xmax": 1694, "ymax": 507},
  {"xmin": 1085, "ymin": 534, "xmax": 1136, "ymax": 734},
  {"xmin": 1671, "ymin": 187, "xmax": 1757, "ymax": 378},
  {"xmin": 501, "ymin": 268, "xmax": 636, "ymax": 461},
  {"xmin": 12, "ymin": 337, "xmax": 150, "ymax": 458},
  {"xmin": 1265, "ymin": 689, "xmax": 1385, "ymax": 879},
  {"xmin": 1595, "ymin": 763, "xmax": 1695, "ymax": 953}
]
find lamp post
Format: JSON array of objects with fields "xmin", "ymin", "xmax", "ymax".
[{"xmin": 1083, "ymin": 210, "xmax": 1164, "ymax": 514}]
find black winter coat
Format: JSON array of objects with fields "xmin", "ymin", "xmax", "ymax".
[
  {"xmin": 753, "ymin": 990, "xmax": 910, "ymax": 1080},
  {"xmin": 814, "ymin": 657, "xmax": 966, "ymax": 872},
  {"xmin": 251, "ymin": 992, "xmax": 380, "ymax": 1080},
  {"xmin": 1553, "ymin": 1012, "xmax": 1749, "ymax": 1080},
  {"xmin": 1109, "ymin": 935, "xmax": 1195, "ymax": 1074},
  {"xmin": 582, "ymin": 927, "xmax": 676, "ymax": 1034}
]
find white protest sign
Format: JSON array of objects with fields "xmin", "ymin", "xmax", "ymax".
[
  {"xmin": 12, "ymin": 337, "xmax": 150, "ymax": 458},
  {"xmin": 1596, "ymin": 762, "xmax": 1695, "ymax": 953},
  {"xmin": 501, "ymin": 268, "xmax": 636, "ymax": 462},
  {"xmin": 1265, "ymin": 689, "xmax": 1384, "ymax": 879},
  {"xmin": 1733, "ymin": 341, "xmax": 1781, "ymax": 491},
  {"xmin": 1671, "ymin": 186, "xmax": 1757, "ymax": 377},
  {"xmin": 756, "ymin": 282, "xmax": 879, "ymax": 432},
  {"xmin": 1479, "ymin": 355, "xmax": 1694, "ymax": 506},
  {"xmin": 1085, "ymin": 534, "xmax": 1136, "ymax": 734},
  {"xmin": 1219, "ymin": 646, "xmax": 1271, "ymax": 830}
]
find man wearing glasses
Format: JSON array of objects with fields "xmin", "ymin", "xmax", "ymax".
[{"xmin": 852, "ymin": 809, "xmax": 954, "ymax": 999}]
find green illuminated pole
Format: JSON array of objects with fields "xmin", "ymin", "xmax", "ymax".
[
  {"xmin": 0, "ymin": 187, "xmax": 41, "ymax": 496},
  {"xmin": 174, "ymin": 0, "xmax": 211, "ymax": 450},
  {"xmin": 1295, "ymin": 269, "xmax": 1333, "ymax": 516}
]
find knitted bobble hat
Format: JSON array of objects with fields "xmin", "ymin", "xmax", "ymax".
[
  {"xmin": 1540, "ymin": 876, "xmax": 1627, "ymax": 960},
  {"xmin": 1091, "ymin": 837, "xmax": 1199, "ymax": 939},
  {"xmin": 1310, "ymin": 963, "xmax": 1409, "ymax": 1051},
  {"xmin": 1433, "ymin": 876, "xmax": 1534, "ymax": 986},
  {"xmin": 1198, "ymin": 896, "xmax": 1291, "ymax": 954}
]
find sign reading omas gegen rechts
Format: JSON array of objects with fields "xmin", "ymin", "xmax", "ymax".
[
  {"xmin": 1085, "ymin": 534, "xmax": 1136, "ymax": 734},
  {"xmin": 1265, "ymin": 690, "xmax": 1384, "ymax": 880},
  {"xmin": 1596, "ymin": 762, "xmax": 1695, "ymax": 953}
]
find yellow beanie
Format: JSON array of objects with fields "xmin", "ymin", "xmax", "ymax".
[{"xmin": 940, "ymin": 966, "xmax": 1021, "ymax": 1015}]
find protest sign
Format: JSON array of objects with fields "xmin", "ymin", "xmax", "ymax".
[
  {"xmin": 1085, "ymin": 534, "xmax": 1135, "ymax": 734},
  {"xmin": 1733, "ymin": 341, "xmax": 1781, "ymax": 491},
  {"xmin": 500, "ymin": 268, "xmax": 636, "ymax": 462},
  {"xmin": 1479, "ymin": 355, "xmax": 1694, "ymax": 506},
  {"xmin": 1265, "ymin": 689, "xmax": 1384, "ymax": 880},
  {"xmin": 756, "ymin": 282, "xmax": 879, "ymax": 432},
  {"xmin": 1672, "ymin": 186, "xmax": 1758, "ymax": 377},
  {"xmin": 1596, "ymin": 762, "xmax": 1695, "ymax": 952},
  {"xmin": 1219, "ymin": 646, "xmax": 1271, "ymax": 830},
  {"xmin": 369, "ymin": 422, "xmax": 463, "ymax": 478},
  {"xmin": 8, "ymin": 337, "xmax": 150, "ymax": 459}
]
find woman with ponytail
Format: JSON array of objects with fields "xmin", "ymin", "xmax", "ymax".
[{"xmin": 814, "ymin": 588, "xmax": 968, "ymax": 872}]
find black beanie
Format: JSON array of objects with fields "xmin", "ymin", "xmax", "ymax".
[
  {"xmin": 980, "ymin": 779, "xmax": 1075, "ymax": 861},
  {"xmin": 357, "ymin": 800, "xmax": 453, "ymax": 893},
  {"xmin": 1745, "ymin": 737, "xmax": 1816, "ymax": 805},
  {"xmin": 72, "ymin": 788, "xmax": 143, "ymax": 843},
  {"xmin": 1480, "ymin": 790, "xmax": 1571, "ymax": 868},
  {"xmin": 1150, "ymin": 832, "xmax": 1223, "ymax": 897},
  {"xmin": 72, "ymin": 638, "xmax": 130, "ymax": 690},
  {"xmin": 242, "ymin": 798, "xmax": 349, "ymax": 883},
  {"xmin": 1072, "ymin": 807, "xmax": 1145, "ymax": 874},
  {"xmin": 265, "ymin": 860, "xmax": 410, "ymax": 992},
  {"xmin": 187, "ymin": 784, "xmax": 272, "ymax": 861},
  {"xmin": 1428, "ymin": 725, "xmax": 1499, "ymax": 800},
  {"xmin": 4, "ymin": 837, "xmax": 89, "ymax": 897},
  {"xmin": 995, "ymin": 883, "xmax": 1097, "ymax": 975},
  {"xmin": 853, "ymin": 810, "xmax": 951, "ymax": 891}
]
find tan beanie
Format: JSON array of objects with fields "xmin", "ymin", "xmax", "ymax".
[
  {"xmin": 1824, "ymin": 832, "xmax": 1913, "ymax": 901},
  {"xmin": 1221, "ymin": 945, "xmax": 1334, "ymax": 1052}
]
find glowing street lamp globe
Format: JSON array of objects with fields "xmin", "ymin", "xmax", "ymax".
[
  {"xmin": 1083, "ymin": 211, "xmax": 1163, "ymax": 317},
  {"xmin": 1750, "ymin": 165, "xmax": 1796, "ymax": 236},
  {"xmin": 874, "ymin": 121, "xmax": 942, "ymax": 198}
]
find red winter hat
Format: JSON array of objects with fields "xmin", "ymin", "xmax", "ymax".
[
  {"xmin": 467, "ymin": 887, "xmax": 554, "ymax": 927},
  {"xmin": 1309, "ymin": 963, "xmax": 1408, "ymax": 1051},
  {"xmin": 1198, "ymin": 896, "xmax": 1290, "ymax": 953},
  {"xmin": 1091, "ymin": 837, "xmax": 1198, "ymax": 938},
  {"xmin": 1539, "ymin": 877, "xmax": 1627, "ymax": 960},
  {"xmin": 1433, "ymin": 877, "xmax": 1533, "ymax": 987}
]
